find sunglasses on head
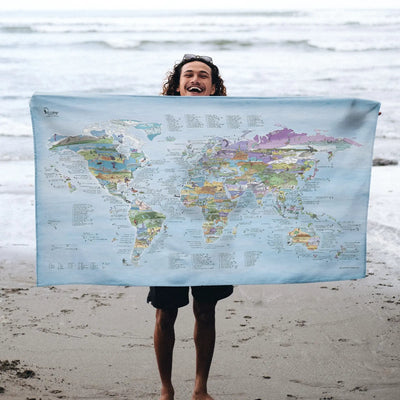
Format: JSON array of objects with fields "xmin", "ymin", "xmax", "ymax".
[{"xmin": 182, "ymin": 54, "xmax": 213, "ymax": 64}]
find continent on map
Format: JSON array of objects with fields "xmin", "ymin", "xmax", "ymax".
[
  {"xmin": 181, "ymin": 180, "xmax": 238, "ymax": 243},
  {"xmin": 49, "ymin": 120, "xmax": 165, "ymax": 262},
  {"xmin": 129, "ymin": 207, "xmax": 166, "ymax": 259},
  {"xmin": 181, "ymin": 127, "xmax": 360, "ymax": 243}
]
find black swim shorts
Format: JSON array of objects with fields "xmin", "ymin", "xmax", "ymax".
[{"xmin": 147, "ymin": 285, "xmax": 234, "ymax": 309}]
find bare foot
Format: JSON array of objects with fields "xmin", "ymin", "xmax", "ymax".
[
  {"xmin": 160, "ymin": 395, "xmax": 174, "ymax": 400},
  {"xmin": 160, "ymin": 385, "xmax": 174, "ymax": 400},
  {"xmin": 192, "ymin": 391, "xmax": 214, "ymax": 400}
]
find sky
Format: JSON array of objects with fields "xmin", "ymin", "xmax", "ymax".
[{"xmin": 1, "ymin": 0, "xmax": 399, "ymax": 11}]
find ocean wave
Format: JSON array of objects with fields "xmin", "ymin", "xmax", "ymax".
[
  {"xmin": 1, "ymin": 27, "xmax": 398, "ymax": 52},
  {"xmin": 74, "ymin": 38, "xmax": 304, "ymax": 51},
  {"xmin": 329, "ymin": 45, "xmax": 400, "ymax": 52},
  {"xmin": 0, "ymin": 119, "xmax": 33, "ymax": 138},
  {"xmin": 2, "ymin": 22, "xmax": 400, "ymax": 35},
  {"xmin": 0, "ymin": 134, "xmax": 34, "ymax": 162},
  {"xmin": 343, "ymin": 21, "xmax": 361, "ymax": 26},
  {"xmin": 197, "ymin": 10, "xmax": 306, "ymax": 17},
  {"xmin": 0, "ymin": 25, "xmax": 254, "ymax": 34},
  {"xmin": 77, "ymin": 40, "xmax": 142, "ymax": 50},
  {"xmin": 1, "ymin": 40, "xmax": 398, "ymax": 53},
  {"xmin": 0, "ymin": 25, "xmax": 35, "ymax": 33},
  {"xmin": 0, "ymin": 95, "xmax": 26, "ymax": 100},
  {"xmin": 0, "ymin": 154, "xmax": 34, "ymax": 162},
  {"xmin": 2, "ymin": 12, "xmax": 400, "ymax": 35},
  {"xmin": 0, "ymin": 57, "xmax": 23, "ymax": 64},
  {"xmin": 0, "ymin": 133, "xmax": 33, "ymax": 138},
  {"xmin": 70, "ymin": 38, "xmax": 400, "ymax": 53}
]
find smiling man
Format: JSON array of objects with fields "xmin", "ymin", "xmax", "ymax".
[
  {"xmin": 177, "ymin": 60, "xmax": 216, "ymax": 96},
  {"xmin": 161, "ymin": 54, "xmax": 227, "ymax": 97},
  {"xmin": 148, "ymin": 55, "xmax": 231, "ymax": 400}
]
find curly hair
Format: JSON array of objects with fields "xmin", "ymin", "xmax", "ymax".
[{"xmin": 161, "ymin": 57, "xmax": 227, "ymax": 96}]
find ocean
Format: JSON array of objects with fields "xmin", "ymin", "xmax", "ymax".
[
  {"xmin": 1, "ymin": 9, "xmax": 400, "ymax": 157},
  {"xmin": 0, "ymin": 8, "xmax": 399, "ymax": 262}
]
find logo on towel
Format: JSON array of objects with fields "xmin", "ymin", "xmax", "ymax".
[{"xmin": 43, "ymin": 107, "xmax": 59, "ymax": 117}]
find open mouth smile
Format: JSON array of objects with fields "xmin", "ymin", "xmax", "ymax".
[{"xmin": 187, "ymin": 86, "xmax": 203, "ymax": 93}]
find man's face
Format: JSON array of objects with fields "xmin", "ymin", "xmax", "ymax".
[{"xmin": 177, "ymin": 61, "xmax": 216, "ymax": 96}]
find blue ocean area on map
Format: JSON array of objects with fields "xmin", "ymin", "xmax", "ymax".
[{"xmin": 30, "ymin": 94, "xmax": 380, "ymax": 286}]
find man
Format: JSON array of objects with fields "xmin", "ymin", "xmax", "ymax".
[{"xmin": 147, "ymin": 54, "xmax": 233, "ymax": 400}]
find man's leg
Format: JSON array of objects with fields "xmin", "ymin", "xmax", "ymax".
[
  {"xmin": 154, "ymin": 308, "xmax": 178, "ymax": 400},
  {"xmin": 192, "ymin": 299, "xmax": 217, "ymax": 400}
]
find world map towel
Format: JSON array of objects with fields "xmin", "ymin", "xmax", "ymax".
[{"xmin": 30, "ymin": 94, "xmax": 380, "ymax": 286}]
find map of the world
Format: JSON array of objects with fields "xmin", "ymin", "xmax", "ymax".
[{"xmin": 30, "ymin": 95, "xmax": 380, "ymax": 286}]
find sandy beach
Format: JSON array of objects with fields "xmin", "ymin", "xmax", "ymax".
[{"xmin": 1, "ymin": 163, "xmax": 399, "ymax": 399}]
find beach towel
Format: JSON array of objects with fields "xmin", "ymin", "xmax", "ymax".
[{"xmin": 30, "ymin": 94, "xmax": 380, "ymax": 286}]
